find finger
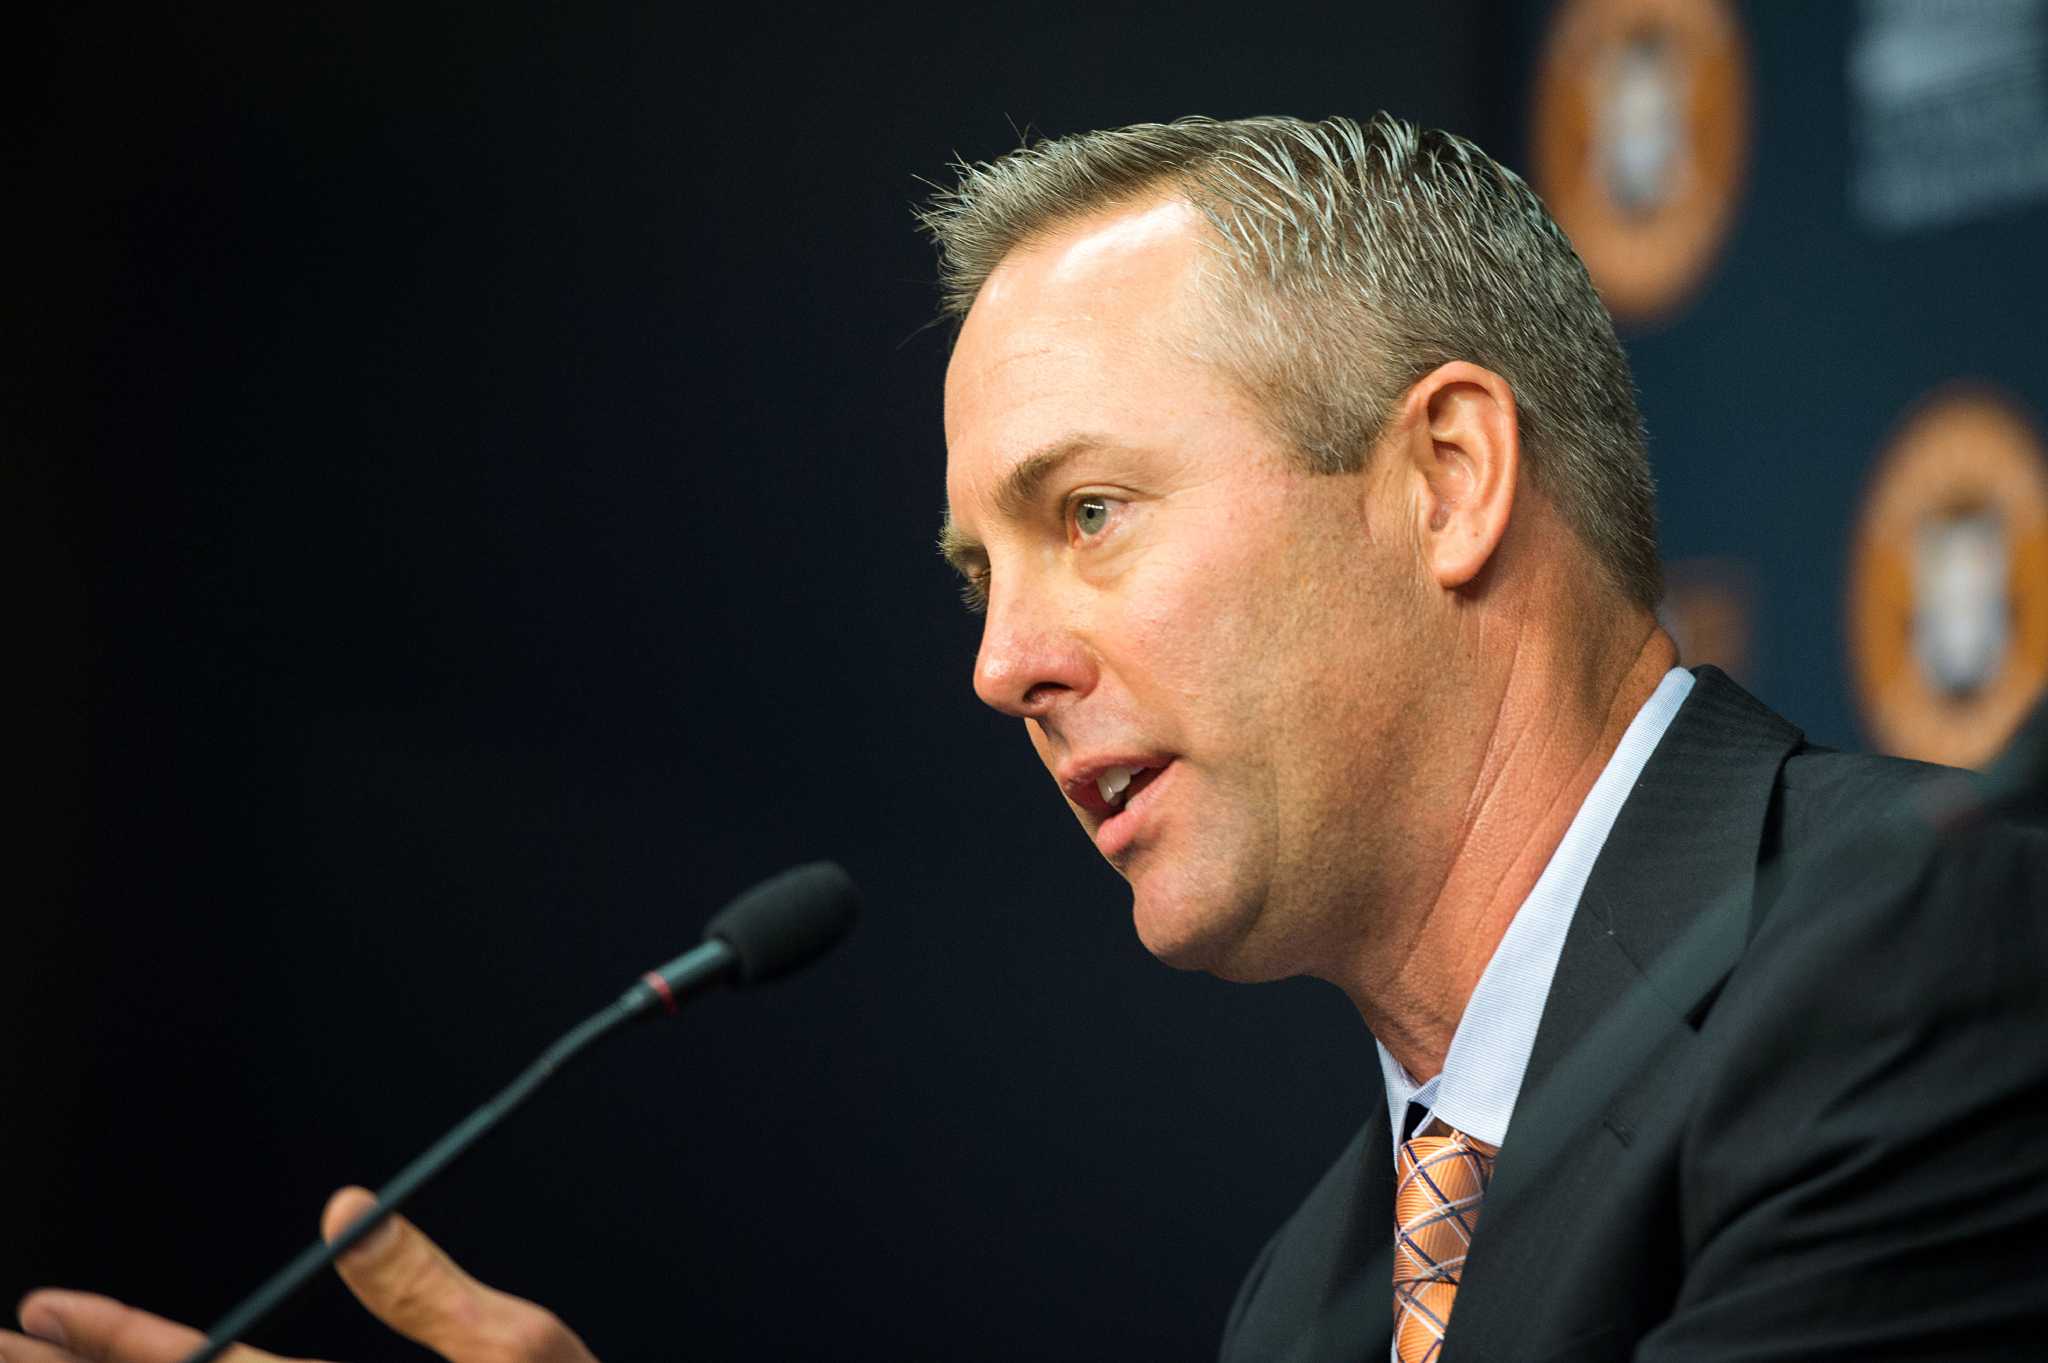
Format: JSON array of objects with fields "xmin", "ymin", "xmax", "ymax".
[
  {"xmin": 0, "ymin": 1325, "xmax": 89, "ymax": 1363},
  {"xmin": 0, "ymin": 1318, "xmax": 93, "ymax": 1363},
  {"xmin": 9, "ymin": 1290, "xmax": 295, "ymax": 1363},
  {"xmin": 321, "ymin": 1189, "xmax": 593, "ymax": 1363}
]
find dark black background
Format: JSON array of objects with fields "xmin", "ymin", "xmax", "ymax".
[{"xmin": 18, "ymin": 2, "xmax": 2047, "ymax": 1358}]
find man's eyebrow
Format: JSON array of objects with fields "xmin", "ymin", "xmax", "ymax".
[
  {"xmin": 991, "ymin": 436, "xmax": 1105, "ymax": 522},
  {"xmin": 937, "ymin": 516, "xmax": 983, "ymax": 576},
  {"xmin": 938, "ymin": 434, "xmax": 1131, "ymax": 575}
]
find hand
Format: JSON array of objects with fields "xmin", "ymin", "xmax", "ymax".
[{"xmin": 2, "ymin": 1187, "xmax": 597, "ymax": 1363}]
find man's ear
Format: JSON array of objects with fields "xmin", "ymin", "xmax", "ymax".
[{"xmin": 1392, "ymin": 360, "xmax": 1520, "ymax": 590}]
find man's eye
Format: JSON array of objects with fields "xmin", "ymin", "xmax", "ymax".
[
  {"xmin": 960, "ymin": 568, "xmax": 990, "ymax": 615},
  {"xmin": 1073, "ymin": 497, "xmax": 1112, "ymax": 537}
]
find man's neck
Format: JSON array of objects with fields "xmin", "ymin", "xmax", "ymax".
[{"xmin": 1351, "ymin": 623, "xmax": 1680, "ymax": 1082}]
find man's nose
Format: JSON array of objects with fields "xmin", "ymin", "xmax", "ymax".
[{"xmin": 972, "ymin": 588, "xmax": 1094, "ymax": 719}]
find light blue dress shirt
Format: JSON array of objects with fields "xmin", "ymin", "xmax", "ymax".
[{"xmin": 1375, "ymin": 667, "xmax": 1695, "ymax": 1161}]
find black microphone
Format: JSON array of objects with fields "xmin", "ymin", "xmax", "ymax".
[{"xmin": 179, "ymin": 861, "xmax": 860, "ymax": 1363}]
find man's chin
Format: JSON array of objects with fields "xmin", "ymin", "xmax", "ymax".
[{"xmin": 1129, "ymin": 884, "xmax": 1265, "ymax": 978}]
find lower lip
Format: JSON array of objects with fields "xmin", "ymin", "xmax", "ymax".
[{"xmin": 1095, "ymin": 760, "xmax": 1176, "ymax": 860}]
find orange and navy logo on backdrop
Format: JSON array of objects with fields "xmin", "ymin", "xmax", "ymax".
[
  {"xmin": 1532, "ymin": 0, "xmax": 1751, "ymax": 325},
  {"xmin": 1848, "ymin": 386, "xmax": 2048, "ymax": 769}
]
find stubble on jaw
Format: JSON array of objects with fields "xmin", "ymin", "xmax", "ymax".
[{"xmin": 1135, "ymin": 453, "xmax": 1456, "ymax": 989}]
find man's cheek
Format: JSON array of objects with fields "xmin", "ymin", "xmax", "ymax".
[{"xmin": 1027, "ymin": 723, "xmax": 1063, "ymax": 777}]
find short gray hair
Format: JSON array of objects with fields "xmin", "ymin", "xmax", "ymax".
[{"xmin": 918, "ymin": 113, "xmax": 1662, "ymax": 609}]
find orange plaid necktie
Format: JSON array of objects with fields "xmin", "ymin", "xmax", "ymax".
[{"xmin": 1392, "ymin": 1124, "xmax": 1498, "ymax": 1363}]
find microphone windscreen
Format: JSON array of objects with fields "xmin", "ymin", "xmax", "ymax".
[{"xmin": 704, "ymin": 861, "xmax": 859, "ymax": 984}]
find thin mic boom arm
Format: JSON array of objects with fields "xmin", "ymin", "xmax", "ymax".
[
  {"xmin": 178, "ymin": 860, "xmax": 857, "ymax": 1363},
  {"xmin": 180, "ymin": 940, "xmax": 734, "ymax": 1363}
]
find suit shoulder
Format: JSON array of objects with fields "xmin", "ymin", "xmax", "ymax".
[
  {"xmin": 1769, "ymin": 743, "xmax": 1982, "ymax": 850},
  {"xmin": 1750, "ymin": 741, "xmax": 2044, "ymax": 967},
  {"xmin": 1776, "ymin": 743, "xmax": 1974, "ymax": 799}
]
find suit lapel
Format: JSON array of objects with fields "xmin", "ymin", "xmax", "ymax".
[
  {"xmin": 1521, "ymin": 666, "xmax": 1802, "ymax": 1096},
  {"xmin": 1442, "ymin": 667, "xmax": 1801, "ymax": 1356},
  {"xmin": 1296, "ymin": 1103, "xmax": 1397, "ymax": 1363}
]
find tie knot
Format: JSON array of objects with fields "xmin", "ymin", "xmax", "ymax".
[{"xmin": 1403, "ymin": 1122, "xmax": 1499, "ymax": 1162}]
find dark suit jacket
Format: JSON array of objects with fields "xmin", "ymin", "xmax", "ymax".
[{"xmin": 1220, "ymin": 666, "xmax": 2048, "ymax": 1362}]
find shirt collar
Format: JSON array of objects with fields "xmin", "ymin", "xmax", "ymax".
[{"xmin": 1376, "ymin": 666, "xmax": 1696, "ymax": 1153}]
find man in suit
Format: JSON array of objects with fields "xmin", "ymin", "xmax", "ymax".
[
  {"xmin": 923, "ymin": 113, "xmax": 2048, "ymax": 1360},
  {"xmin": 9, "ymin": 111, "xmax": 2043, "ymax": 1363}
]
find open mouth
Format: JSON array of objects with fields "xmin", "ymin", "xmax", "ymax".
[{"xmin": 1097, "ymin": 762, "xmax": 1167, "ymax": 812}]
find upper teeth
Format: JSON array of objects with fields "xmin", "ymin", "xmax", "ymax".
[{"xmin": 1097, "ymin": 765, "xmax": 1139, "ymax": 806}]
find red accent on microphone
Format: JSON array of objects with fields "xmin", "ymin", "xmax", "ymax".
[{"xmin": 641, "ymin": 970, "xmax": 678, "ymax": 1016}]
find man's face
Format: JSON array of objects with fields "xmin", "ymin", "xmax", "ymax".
[{"xmin": 943, "ymin": 196, "xmax": 1442, "ymax": 982}]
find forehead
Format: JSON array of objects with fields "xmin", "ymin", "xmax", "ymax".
[{"xmin": 943, "ymin": 198, "xmax": 1212, "ymax": 493}]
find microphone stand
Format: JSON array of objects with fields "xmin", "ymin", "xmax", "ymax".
[{"xmin": 178, "ymin": 941, "xmax": 735, "ymax": 1363}]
